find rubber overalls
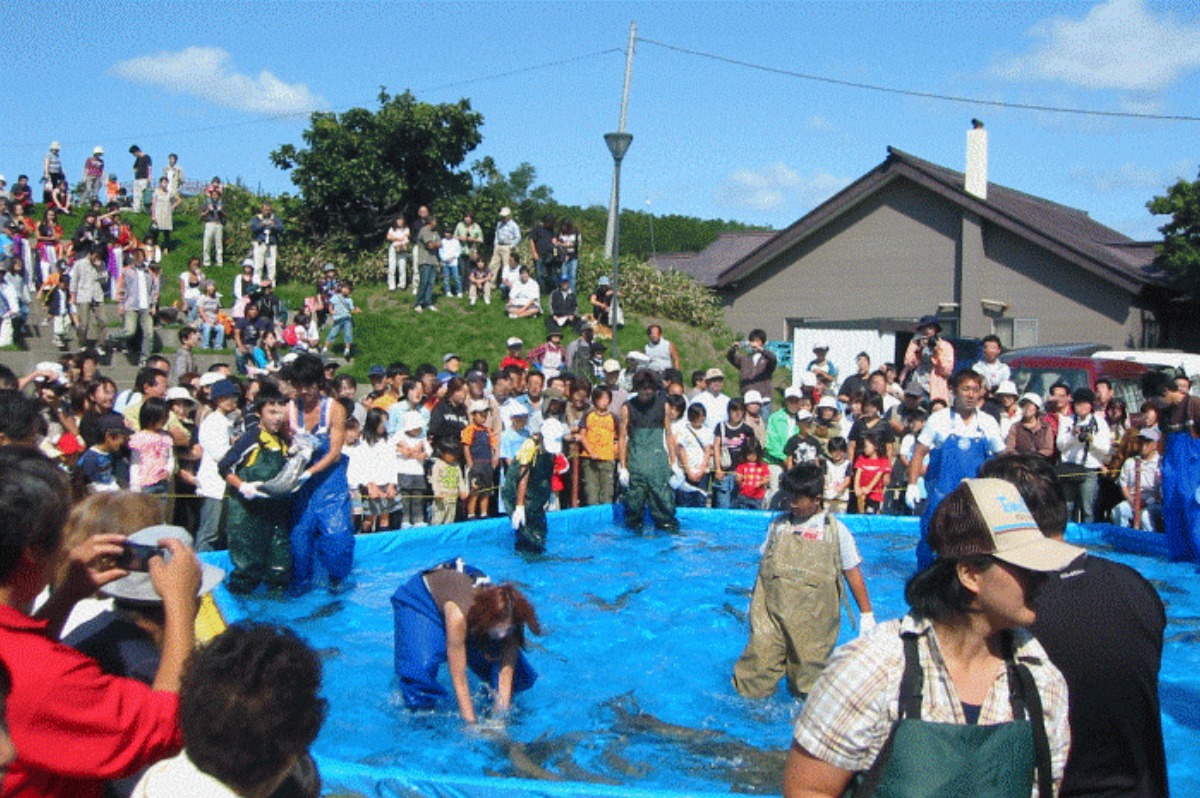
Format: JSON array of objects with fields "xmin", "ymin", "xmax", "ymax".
[
  {"xmin": 917, "ymin": 411, "xmax": 990, "ymax": 570},
  {"xmin": 1162, "ymin": 404, "xmax": 1200, "ymax": 562},
  {"xmin": 501, "ymin": 438, "xmax": 554, "ymax": 553},
  {"xmin": 623, "ymin": 393, "xmax": 679, "ymax": 533},
  {"xmin": 289, "ymin": 397, "xmax": 355, "ymax": 593},
  {"xmin": 224, "ymin": 429, "xmax": 293, "ymax": 593},
  {"xmin": 856, "ymin": 632, "xmax": 1051, "ymax": 798}
]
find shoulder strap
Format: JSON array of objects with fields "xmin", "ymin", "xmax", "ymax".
[
  {"xmin": 1012, "ymin": 652, "xmax": 1054, "ymax": 798},
  {"xmin": 853, "ymin": 630, "xmax": 923, "ymax": 798}
]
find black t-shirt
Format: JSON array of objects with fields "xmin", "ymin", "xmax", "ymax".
[
  {"xmin": 133, "ymin": 154, "xmax": 152, "ymax": 180},
  {"xmin": 428, "ymin": 399, "xmax": 469, "ymax": 446},
  {"xmin": 1031, "ymin": 555, "xmax": 1167, "ymax": 798},
  {"xmin": 848, "ymin": 417, "xmax": 895, "ymax": 450},
  {"xmin": 715, "ymin": 421, "xmax": 755, "ymax": 468},
  {"xmin": 784, "ymin": 433, "xmax": 823, "ymax": 465},
  {"xmin": 235, "ymin": 317, "xmax": 269, "ymax": 349},
  {"xmin": 529, "ymin": 226, "xmax": 555, "ymax": 260},
  {"xmin": 839, "ymin": 373, "xmax": 870, "ymax": 399}
]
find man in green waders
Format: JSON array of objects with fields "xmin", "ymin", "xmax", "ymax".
[
  {"xmin": 217, "ymin": 387, "xmax": 295, "ymax": 593},
  {"xmin": 618, "ymin": 369, "xmax": 680, "ymax": 534},
  {"xmin": 503, "ymin": 432, "xmax": 555, "ymax": 553}
]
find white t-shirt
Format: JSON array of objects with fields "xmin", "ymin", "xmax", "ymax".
[
  {"xmin": 762, "ymin": 509, "xmax": 863, "ymax": 569},
  {"xmin": 972, "ymin": 359, "xmax": 1011, "ymax": 392},
  {"xmin": 917, "ymin": 407, "xmax": 1005, "ymax": 455},
  {"xmin": 541, "ymin": 417, "xmax": 568, "ymax": 455},
  {"xmin": 690, "ymin": 391, "xmax": 730, "ymax": 430},
  {"xmin": 509, "ymin": 278, "xmax": 541, "ymax": 308},
  {"xmin": 196, "ymin": 411, "xmax": 233, "ymax": 499},
  {"xmin": 673, "ymin": 420, "xmax": 714, "ymax": 492}
]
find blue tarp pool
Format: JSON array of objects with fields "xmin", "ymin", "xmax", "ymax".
[{"xmin": 205, "ymin": 507, "xmax": 1200, "ymax": 796}]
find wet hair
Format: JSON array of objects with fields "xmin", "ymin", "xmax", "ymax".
[
  {"xmin": 138, "ymin": 397, "xmax": 169, "ymax": 430},
  {"xmin": 781, "ymin": 462, "xmax": 824, "ymax": 500},
  {"xmin": 0, "ymin": 448, "xmax": 71, "ymax": 583},
  {"xmin": 632, "ymin": 369, "xmax": 660, "ymax": 392},
  {"xmin": 181, "ymin": 623, "xmax": 326, "ymax": 795},
  {"xmin": 979, "ymin": 453, "xmax": 1068, "ymax": 538},
  {"xmin": 466, "ymin": 583, "xmax": 543, "ymax": 650},
  {"xmin": 289, "ymin": 354, "xmax": 326, "ymax": 389}
]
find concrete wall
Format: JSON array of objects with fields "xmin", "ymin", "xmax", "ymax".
[{"xmin": 721, "ymin": 177, "xmax": 1143, "ymax": 348}]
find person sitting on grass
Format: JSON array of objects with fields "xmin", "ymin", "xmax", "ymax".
[{"xmin": 505, "ymin": 266, "xmax": 542, "ymax": 319}]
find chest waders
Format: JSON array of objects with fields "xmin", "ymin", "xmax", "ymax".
[
  {"xmin": 854, "ymin": 632, "xmax": 1053, "ymax": 798},
  {"xmin": 289, "ymin": 399, "xmax": 355, "ymax": 593},
  {"xmin": 501, "ymin": 443, "xmax": 554, "ymax": 554},
  {"xmin": 224, "ymin": 437, "xmax": 292, "ymax": 593},
  {"xmin": 917, "ymin": 413, "xmax": 990, "ymax": 570},
  {"xmin": 1162, "ymin": 420, "xmax": 1200, "ymax": 562},
  {"xmin": 733, "ymin": 514, "xmax": 852, "ymax": 698},
  {"xmin": 625, "ymin": 424, "xmax": 679, "ymax": 533}
]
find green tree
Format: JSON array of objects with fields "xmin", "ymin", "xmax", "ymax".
[
  {"xmin": 1148, "ymin": 168, "xmax": 1200, "ymax": 296},
  {"xmin": 440, "ymin": 157, "xmax": 555, "ymax": 234},
  {"xmin": 271, "ymin": 89, "xmax": 483, "ymax": 250}
]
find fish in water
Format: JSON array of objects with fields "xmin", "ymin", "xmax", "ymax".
[
  {"xmin": 584, "ymin": 585, "xmax": 648, "ymax": 612},
  {"xmin": 297, "ymin": 600, "xmax": 346, "ymax": 622},
  {"xmin": 1149, "ymin": 579, "xmax": 1188, "ymax": 596},
  {"xmin": 721, "ymin": 602, "xmax": 748, "ymax": 624},
  {"xmin": 316, "ymin": 646, "xmax": 342, "ymax": 661},
  {"xmin": 601, "ymin": 737, "xmax": 651, "ymax": 778},
  {"xmin": 553, "ymin": 752, "xmax": 621, "ymax": 785},
  {"xmin": 605, "ymin": 693, "xmax": 719, "ymax": 742},
  {"xmin": 1166, "ymin": 629, "xmax": 1200, "ymax": 644},
  {"xmin": 725, "ymin": 585, "xmax": 753, "ymax": 598}
]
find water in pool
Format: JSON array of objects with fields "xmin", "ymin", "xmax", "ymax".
[{"xmin": 209, "ymin": 508, "xmax": 1200, "ymax": 797}]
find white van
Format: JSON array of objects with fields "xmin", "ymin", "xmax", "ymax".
[{"xmin": 1094, "ymin": 350, "xmax": 1200, "ymax": 395}]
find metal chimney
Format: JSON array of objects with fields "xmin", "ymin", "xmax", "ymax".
[{"xmin": 965, "ymin": 119, "xmax": 988, "ymax": 200}]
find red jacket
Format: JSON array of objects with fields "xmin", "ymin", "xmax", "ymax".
[{"xmin": 0, "ymin": 605, "xmax": 181, "ymax": 797}]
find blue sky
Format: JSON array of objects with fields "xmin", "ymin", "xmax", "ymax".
[{"xmin": 6, "ymin": 0, "xmax": 1200, "ymax": 241}]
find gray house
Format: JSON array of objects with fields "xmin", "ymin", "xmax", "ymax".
[{"xmin": 660, "ymin": 131, "xmax": 1186, "ymax": 352}]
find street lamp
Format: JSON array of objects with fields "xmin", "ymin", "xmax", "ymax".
[{"xmin": 604, "ymin": 131, "xmax": 633, "ymax": 358}]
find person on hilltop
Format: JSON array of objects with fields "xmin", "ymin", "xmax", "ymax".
[
  {"xmin": 129, "ymin": 145, "xmax": 152, "ymax": 213},
  {"xmin": 200, "ymin": 180, "xmax": 226, "ymax": 269},
  {"xmin": 250, "ymin": 202, "xmax": 284, "ymax": 284},
  {"xmin": 489, "ymin": 207, "xmax": 521, "ymax": 285},
  {"xmin": 386, "ymin": 214, "xmax": 410, "ymax": 292}
]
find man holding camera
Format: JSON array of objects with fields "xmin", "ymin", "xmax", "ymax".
[
  {"xmin": 1056, "ymin": 387, "xmax": 1111, "ymax": 524},
  {"xmin": 901, "ymin": 315, "xmax": 955, "ymax": 404}
]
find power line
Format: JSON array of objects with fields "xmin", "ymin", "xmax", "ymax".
[
  {"xmin": 6, "ymin": 48, "xmax": 625, "ymax": 150},
  {"xmin": 638, "ymin": 36, "xmax": 1200, "ymax": 124}
]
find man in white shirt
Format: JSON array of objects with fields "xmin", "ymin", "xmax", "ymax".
[
  {"xmin": 489, "ymin": 206, "xmax": 521, "ymax": 281},
  {"xmin": 1056, "ymin": 387, "xmax": 1111, "ymax": 524},
  {"xmin": 506, "ymin": 266, "xmax": 541, "ymax": 319},
  {"xmin": 690, "ymin": 368, "xmax": 731, "ymax": 430},
  {"xmin": 196, "ymin": 379, "xmax": 240, "ymax": 551}
]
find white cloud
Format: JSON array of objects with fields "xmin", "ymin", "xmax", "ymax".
[
  {"xmin": 994, "ymin": 0, "xmax": 1200, "ymax": 92},
  {"xmin": 804, "ymin": 115, "xmax": 835, "ymax": 133},
  {"xmin": 716, "ymin": 163, "xmax": 850, "ymax": 212},
  {"xmin": 1071, "ymin": 162, "xmax": 1166, "ymax": 193},
  {"xmin": 111, "ymin": 47, "xmax": 324, "ymax": 114}
]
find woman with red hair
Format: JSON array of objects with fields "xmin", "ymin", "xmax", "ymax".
[{"xmin": 391, "ymin": 559, "xmax": 541, "ymax": 725}]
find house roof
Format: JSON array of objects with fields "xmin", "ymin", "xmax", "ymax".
[
  {"xmin": 714, "ymin": 147, "xmax": 1164, "ymax": 294},
  {"xmin": 649, "ymin": 230, "xmax": 776, "ymax": 287}
]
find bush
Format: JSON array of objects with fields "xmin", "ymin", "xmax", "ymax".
[{"xmin": 577, "ymin": 251, "xmax": 727, "ymax": 331}]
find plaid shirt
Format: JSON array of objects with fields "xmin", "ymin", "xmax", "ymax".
[{"xmin": 794, "ymin": 614, "xmax": 1069, "ymax": 795}]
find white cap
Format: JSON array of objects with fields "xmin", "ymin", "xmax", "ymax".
[
  {"xmin": 743, "ymin": 390, "xmax": 764, "ymax": 405},
  {"xmin": 499, "ymin": 207, "xmax": 512, "ymax": 217},
  {"xmin": 198, "ymin": 372, "xmax": 224, "ymax": 387},
  {"xmin": 798, "ymin": 371, "xmax": 817, "ymax": 388},
  {"xmin": 603, "ymin": 359, "xmax": 621, "ymax": 373},
  {"xmin": 403, "ymin": 411, "xmax": 424, "ymax": 431},
  {"xmin": 995, "ymin": 380, "xmax": 1018, "ymax": 397},
  {"xmin": 704, "ymin": 367, "xmax": 725, "ymax": 381},
  {"xmin": 783, "ymin": 386, "xmax": 804, "ymax": 400},
  {"xmin": 50, "ymin": 141, "xmax": 61, "ymax": 150},
  {"xmin": 816, "ymin": 395, "xmax": 839, "ymax": 410},
  {"xmin": 627, "ymin": 351, "xmax": 649, "ymax": 363},
  {"xmin": 812, "ymin": 341, "xmax": 830, "ymax": 351},
  {"xmin": 506, "ymin": 336, "xmax": 523, "ymax": 348},
  {"xmin": 93, "ymin": 145, "xmax": 104, "ymax": 155},
  {"xmin": 796, "ymin": 410, "xmax": 814, "ymax": 422},
  {"xmin": 165, "ymin": 387, "xmax": 196, "ymax": 403},
  {"xmin": 1018, "ymin": 392, "xmax": 1044, "ymax": 410},
  {"xmin": 468, "ymin": 399, "xmax": 490, "ymax": 414}
]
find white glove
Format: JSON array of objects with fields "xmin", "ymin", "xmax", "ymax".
[
  {"xmin": 239, "ymin": 481, "xmax": 263, "ymax": 500},
  {"xmin": 618, "ymin": 466, "xmax": 630, "ymax": 488},
  {"xmin": 905, "ymin": 484, "xmax": 921, "ymax": 510},
  {"xmin": 859, "ymin": 612, "xmax": 876, "ymax": 636},
  {"xmin": 511, "ymin": 506, "xmax": 526, "ymax": 530}
]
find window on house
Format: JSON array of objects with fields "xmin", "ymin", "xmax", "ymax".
[{"xmin": 993, "ymin": 318, "xmax": 1038, "ymax": 349}]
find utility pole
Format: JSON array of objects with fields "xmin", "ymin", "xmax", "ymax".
[{"xmin": 604, "ymin": 21, "xmax": 637, "ymax": 260}]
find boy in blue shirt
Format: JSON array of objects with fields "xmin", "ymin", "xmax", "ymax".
[
  {"xmin": 323, "ymin": 282, "xmax": 360, "ymax": 359},
  {"xmin": 75, "ymin": 415, "xmax": 130, "ymax": 492}
]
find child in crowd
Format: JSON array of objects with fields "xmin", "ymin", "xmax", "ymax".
[
  {"xmin": 499, "ymin": 405, "xmax": 531, "ymax": 510},
  {"xmin": 395, "ymin": 411, "xmax": 431, "ymax": 527},
  {"xmin": 733, "ymin": 440, "xmax": 770, "ymax": 510},
  {"xmin": 893, "ymin": 408, "xmax": 927, "ymax": 515},
  {"xmin": 42, "ymin": 266, "xmax": 73, "ymax": 350},
  {"xmin": 282, "ymin": 310, "xmax": 312, "ymax": 351},
  {"xmin": 461, "ymin": 400, "xmax": 499, "ymax": 520},
  {"xmin": 852, "ymin": 432, "xmax": 891, "ymax": 514},
  {"xmin": 75, "ymin": 414, "xmax": 130, "ymax": 493},
  {"xmin": 468, "ymin": 255, "xmax": 491, "ymax": 305},
  {"xmin": 579, "ymin": 386, "xmax": 618, "ymax": 506},
  {"xmin": 217, "ymin": 387, "xmax": 295, "ymax": 593},
  {"xmin": 323, "ymin": 282, "xmax": 360, "ymax": 358},
  {"xmin": 430, "ymin": 440, "xmax": 467, "ymax": 526},
  {"xmin": 349, "ymin": 408, "xmax": 396, "ymax": 532},
  {"xmin": 732, "ymin": 462, "xmax": 875, "ymax": 699},
  {"xmin": 823, "ymin": 436, "xmax": 851, "ymax": 514},
  {"xmin": 439, "ymin": 228, "xmax": 463, "ymax": 298},
  {"xmin": 343, "ymin": 417, "xmax": 365, "ymax": 529},
  {"xmin": 674, "ymin": 403, "xmax": 714, "ymax": 508},
  {"xmin": 783, "ymin": 410, "xmax": 822, "ymax": 470},
  {"xmin": 128, "ymin": 398, "xmax": 174, "ymax": 498},
  {"xmin": 1114, "ymin": 427, "xmax": 1163, "ymax": 531}
]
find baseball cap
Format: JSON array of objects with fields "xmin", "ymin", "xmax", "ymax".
[
  {"xmin": 499, "ymin": 207, "xmax": 512, "ymax": 217},
  {"xmin": 935, "ymin": 479, "xmax": 1084, "ymax": 572},
  {"xmin": 101, "ymin": 525, "xmax": 225, "ymax": 604},
  {"xmin": 995, "ymin": 380, "xmax": 1018, "ymax": 397},
  {"xmin": 403, "ymin": 411, "xmax": 424, "ymax": 431},
  {"xmin": 603, "ymin": 359, "xmax": 621, "ymax": 373},
  {"xmin": 1018, "ymin": 392, "xmax": 1043, "ymax": 410},
  {"xmin": 165, "ymin": 387, "xmax": 196, "ymax": 404},
  {"xmin": 443, "ymin": 353, "xmax": 460, "ymax": 364},
  {"xmin": 198, "ymin": 372, "xmax": 224, "ymax": 388},
  {"xmin": 209, "ymin": 379, "xmax": 239, "ymax": 400},
  {"xmin": 598, "ymin": 276, "xmax": 611, "ymax": 286},
  {"xmin": 783, "ymin": 386, "xmax": 803, "ymax": 401},
  {"xmin": 506, "ymin": 337, "xmax": 523, "ymax": 348},
  {"xmin": 507, "ymin": 404, "xmax": 530, "ymax": 417},
  {"xmin": 1138, "ymin": 427, "xmax": 1161, "ymax": 442},
  {"xmin": 816, "ymin": 395, "xmax": 839, "ymax": 410},
  {"xmin": 97, "ymin": 414, "xmax": 130, "ymax": 435},
  {"xmin": 812, "ymin": 341, "xmax": 829, "ymax": 351},
  {"xmin": 368, "ymin": 365, "xmax": 385, "ymax": 378},
  {"xmin": 704, "ymin": 368, "xmax": 724, "ymax": 381},
  {"xmin": 322, "ymin": 262, "xmax": 336, "ymax": 273},
  {"xmin": 93, "ymin": 145, "xmax": 104, "ymax": 155},
  {"xmin": 796, "ymin": 410, "xmax": 814, "ymax": 422},
  {"xmin": 743, "ymin": 390, "xmax": 764, "ymax": 405},
  {"xmin": 468, "ymin": 399, "xmax": 490, "ymax": 414},
  {"xmin": 465, "ymin": 370, "xmax": 486, "ymax": 384}
]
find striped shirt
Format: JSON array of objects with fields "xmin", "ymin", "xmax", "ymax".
[{"xmin": 793, "ymin": 614, "xmax": 1069, "ymax": 796}]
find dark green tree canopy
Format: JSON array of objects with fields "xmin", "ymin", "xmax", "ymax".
[
  {"xmin": 1148, "ymin": 167, "xmax": 1200, "ymax": 297},
  {"xmin": 271, "ymin": 89, "xmax": 483, "ymax": 248}
]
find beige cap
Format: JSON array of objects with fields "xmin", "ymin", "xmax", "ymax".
[
  {"xmin": 704, "ymin": 367, "xmax": 725, "ymax": 381},
  {"xmin": 93, "ymin": 145, "xmax": 104, "ymax": 155},
  {"xmin": 603, "ymin": 359, "xmax": 621, "ymax": 373},
  {"xmin": 499, "ymin": 207, "xmax": 512, "ymax": 217},
  {"xmin": 957, "ymin": 479, "xmax": 1084, "ymax": 572}
]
